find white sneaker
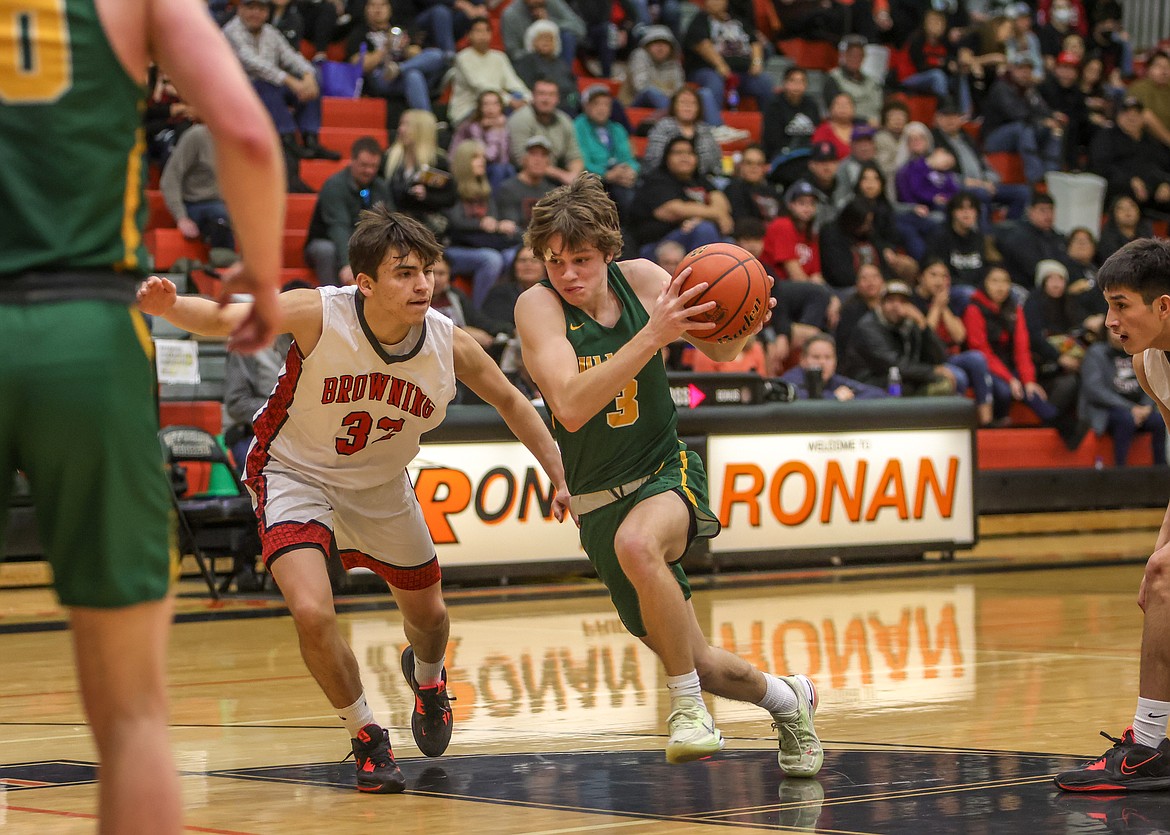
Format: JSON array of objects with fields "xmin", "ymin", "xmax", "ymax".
[
  {"xmin": 665, "ymin": 696, "xmax": 725, "ymax": 764},
  {"xmin": 771, "ymin": 675, "xmax": 823, "ymax": 777},
  {"xmin": 711, "ymin": 125, "xmax": 751, "ymax": 144}
]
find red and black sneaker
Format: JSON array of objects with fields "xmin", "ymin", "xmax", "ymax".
[
  {"xmin": 401, "ymin": 646, "xmax": 454, "ymax": 757},
  {"xmin": 1055, "ymin": 728, "xmax": 1170, "ymax": 792},
  {"xmin": 350, "ymin": 723, "xmax": 406, "ymax": 793}
]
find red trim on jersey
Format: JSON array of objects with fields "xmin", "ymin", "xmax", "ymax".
[
  {"xmin": 244, "ymin": 343, "xmax": 304, "ymax": 530},
  {"xmin": 339, "ymin": 550, "xmax": 441, "ymax": 590},
  {"xmin": 261, "ymin": 520, "xmax": 334, "ymax": 566}
]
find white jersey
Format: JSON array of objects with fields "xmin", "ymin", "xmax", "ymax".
[
  {"xmin": 1143, "ymin": 348, "xmax": 1170, "ymax": 409},
  {"xmin": 247, "ymin": 285, "xmax": 456, "ymax": 491}
]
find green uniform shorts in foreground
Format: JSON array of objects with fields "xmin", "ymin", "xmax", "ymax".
[
  {"xmin": 577, "ymin": 444, "xmax": 721, "ymax": 637},
  {"xmin": 0, "ymin": 299, "xmax": 175, "ymax": 607}
]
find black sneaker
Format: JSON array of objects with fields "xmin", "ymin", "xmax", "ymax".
[
  {"xmin": 401, "ymin": 646, "xmax": 453, "ymax": 757},
  {"xmin": 1055, "ymin": 728, "xmax": 1170, "ymax": 792},
  {"xmin": 350, "ymin": 723, "xmax": 406, "ymax": 794}
]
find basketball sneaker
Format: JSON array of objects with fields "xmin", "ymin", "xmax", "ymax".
[
  {"xmin": 349, "ymin": 723, "xmax": 406, "ymax": 794},
  {"xmin": 665, "ymin": 695, "xmax": 725, "ymax": 764},
  {"xmin": 401, "ymin": 646, "xmax": 454, "ymax": 757},
  {"xmin": 1055, "ymin": 728, "xmax": 1170, "ymax": 792},
  {"xmin": 771, "ymin": 675, "xmax": 823, "ymax": 777}
]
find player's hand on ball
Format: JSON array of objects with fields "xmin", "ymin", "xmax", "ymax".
[
  {"xmin": 650, "ymin": 267, "xmax": 717, "ymax": 344},
  {"xmin": 136, "ymin": 275, "xmax": 178, "ymax": 316}
]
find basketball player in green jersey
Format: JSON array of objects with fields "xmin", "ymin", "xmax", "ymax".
[
  {"xmin": 1056, "ymin": 238, "xmax": 1170, "ymax": 792},
  {"xmin": 514, "ymin": 174, "xmax": 823, "ymax": 773},
  {"xmin": 0, "ymin": 0, "xmax": 284, "ymax": 831}
]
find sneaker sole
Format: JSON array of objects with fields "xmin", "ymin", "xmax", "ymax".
[
  {"xmin": 1055, "ymin": 775, "xmax": 1170, "ymax": 792},
  {"xmin": 666, "ymin": 735, "xmax": 725, "ymax": 765},
  {"xmin": 356, "ymin": 773, "xmax": 406, "ymax": 794}
]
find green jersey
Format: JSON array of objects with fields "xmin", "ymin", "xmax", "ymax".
[
  {"xmin": 543, "ymin": 262, "xmax": 679, "ymax": 495},
  {"xmin": 0, "ymin": 0, "xmax": 149, "ymax": 285}
]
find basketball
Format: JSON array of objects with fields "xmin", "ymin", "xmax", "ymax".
[{"xmin": 673, "ymin": 243, "xmax": 770, "ymax": 343}]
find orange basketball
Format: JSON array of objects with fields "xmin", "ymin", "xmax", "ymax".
[{"xmin": 673, "ymin": 243, "xmax": 770, "ymax": 343}]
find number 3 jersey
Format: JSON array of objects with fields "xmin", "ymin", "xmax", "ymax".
[{"xmin": 246, "ymin": 285, "xmax": 456, "ymax": 490}]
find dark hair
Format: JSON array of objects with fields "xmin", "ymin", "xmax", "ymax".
[
  {"xmin": 467, "ymin": 16, "xmax": 492, "ymax": 32},
  {"xmin": 837, "ymin": 197, "xmax": 874, "ymax": 238},
  {"xmin": 881, "ymin": 99, "xmax": 911, "ymax": 122},
  {"xmin": 1149, "ymin": 50, "xmax": 1170, "ymax": 66},
  {"xmin": 1029, "ymin": 190, "xmax": 1055, "ymax": 207},
  {"xmin": 525, "ymin": 173, "xmax": 624, "ymax": 260},
  {"xmin": 1067, "ymin": 225, "xmax": 1096, "ymax": 246},
  {"xmin": 348, "ymin": 204, "xmax": 443, "ymax": 280},
  {"xmin": 804, "ymin": 331, "xmax": 836, "ymax": 352},
  {"xmin": 660, "ymin": 135, "xmax": 697, "ymax": 170},
  {"xmin": 783, "ymin": 65, "xmax": 807, "ymax": 80},
  {"xmin": 734, "ymin": 217, "xmax": 767, "ymax": 240},
  {"xmin": 945, "ymin": 189, "xmax": 980, "ymax": 223},
  {"xmin": 853, "ymin": 161, "xmax": 887, "ymax": 200},
  {"xmin": 1098, "ymin": 238, "xmax": 1170, "ymax": 302},
  {"xmin": 473, "ymin": 89, "xmax": 505, "ymax": 122},
  {"xmin": 668, "ymin": 86, "xmax": 701, "ymax": 119},
  {"xmin": 350, "ymin": 136, "xmax": 382, "ymax": 159}
]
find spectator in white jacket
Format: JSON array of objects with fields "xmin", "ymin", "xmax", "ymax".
[{"xmin": 448, "ymin": 18, "xmax": 530, "ymax": 125}]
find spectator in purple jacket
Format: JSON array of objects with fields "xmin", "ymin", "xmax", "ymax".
[{"xmin": 896, "ymin": 145, "xmax": 962, "ymax": 214}]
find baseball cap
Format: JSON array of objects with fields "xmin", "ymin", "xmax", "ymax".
[
  {"xmin": 524, "ymin": 135, "xmax": 553, "ymax": 151},
  {"xmin": 809, "ymin": 140, "xmax": 839, "ymax": 162},
  {"xmin": 851, "ymin": 124, "xmax": 877, "ymax": 141},
  {"xmin": 1056, "ymin": 51, "xmax": 1081, "ymax": 67},
  {"xmin": 784, "ymin": 179, "xmax": 818, "ymax": 203},
  {"xmin": 882, "ymin": 280, "xmax": 913, "ymax": 300},
  {"xmin": 581, "ymin": 84, "xmax": 612, "ymax": 104},
  {"xmin": 840, "ymin": 34, "xmax": 867, "ymax": 49}
]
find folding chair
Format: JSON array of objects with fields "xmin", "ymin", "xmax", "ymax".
[{"xmin": 158, "ymin": 425, "xmax": 262, "ymax": 597}]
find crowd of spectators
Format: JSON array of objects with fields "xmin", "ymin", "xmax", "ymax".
[{"xmin": 155, "ymin": 0, "xmax": 1170, "ymax": 464}]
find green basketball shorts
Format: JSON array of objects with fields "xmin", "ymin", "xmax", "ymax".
[
  {"xmin": 0, "ymin": 299, "xmax": 176, "ymax": 607},
  {"xmin": 577, "ymin": 443, "xmax": 721, "ymax": 637}
]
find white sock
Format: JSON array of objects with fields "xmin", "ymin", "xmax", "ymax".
[
  {"xmin": 1133, "ymin": 697, "xmax": 1170, "ymax": 747},
  {"xmin": 337, "ymin": 692, "xmax": 375, "ymax": 738},
  {"xmin": 666, "ymin": 670, "xmax": 703, "ymax": 703},
  {"xmin": 414, "ymin": 653, "xmax": 445, "ymax": 688},
  {"xmin": 757, "ymin": 674, "xmax": 798, "ymax": 716}
]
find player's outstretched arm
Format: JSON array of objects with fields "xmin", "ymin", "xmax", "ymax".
[
  {"xmin": 137, "ymin": 277, "xmax": 326, "ymax": 351},
  {"xmin": 515, "ymin": 276, "xmax": 712, "ymax": 432},
  {"xmin": 452, "ymin": 328, "xmax": 570, "ymax": 521},
  {"xmin": 148, "ymin": 0, "xmax": 286, "ymax": 351}
]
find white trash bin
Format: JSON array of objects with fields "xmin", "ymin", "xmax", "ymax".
[{"xmin": 1044, "ymin": 171, "xmax": 1107, "ymax": 237}]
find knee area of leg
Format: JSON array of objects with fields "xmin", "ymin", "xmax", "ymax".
[{"xmin": 291, "ymin": 601, "xmax": 338, "ymax": 638}]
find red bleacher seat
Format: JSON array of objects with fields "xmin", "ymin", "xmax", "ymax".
[
  {"xmin": 977, "ymin": 427, "xmax": 1153, "ymax": 469},
  {"xmin": 283, "ymin": 229, "xmax": 308, "ymax": 269},
  {"xmin": 300, "ymin": 159, "xmax": 347, "ymax": 191},
  {"xmin": 777, "ymin": 38, "xmax": 838, "ymax": 71},
  {"xmin": 145, "ymin": 228, "xmax": 208, "ymax": 270},
  {"xmin": 322, "ymin": 96, "xmax": 387, "ymax": 131},
  {"xmin": 577, "ymin": 77, "xmax": 622, "ymax": 97},
  {"xmin": 280, "ymin": 267, "xmax": 317, "ymax": 287},
  {"xmin": 318, "ymin": 126, "xmax": 389, "ymax": 157},
  {"xmin": 902, "ymin": 94, "xmax": 937, "ymax": 125},
  {"xmin": 625, "ymin": 106, "xmax": 657, "ymax": 132},
  {"xmin": 145, "ymin": 189, "xmax": 175, "ymax": 230},
  {"xmin": 722, "ymin": 110, "xmax": 763, "ymax": 147},
  {"xmin": 285, "ymin": 193, "xmax": 317, "ymax": 232},
  {"xmin": 630, "ymin": 135, "xmax": 648, "ymax": 160},
  {"xmin": 159, "ymin": 400, "xmax": 222, "ymax": 435},
  {"xmin": 986, "ymin": 152, "xmax": 1026, "ymax": 185}
]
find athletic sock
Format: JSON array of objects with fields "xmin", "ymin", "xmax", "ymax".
[
  {"xmin": 414, "ymin": 654, "xmax": 445, "ymax": 688},
  {"xmin": 666, "ymin": 670, "xmax": 703, "ymax": 703},
  {"xmin": 757, "ymin": 673, "xmax": 798, "ymax": 716},
  {"xmin": 1133, "ymin": 697, "xmax": 1170, "ymax": 747},
  {"xmin": 338, "ymin": 692, "xmax": 376, "ymax": 737}
]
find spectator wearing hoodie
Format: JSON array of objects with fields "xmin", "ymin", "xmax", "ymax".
[{"xmin": 622, "ymin": 26, "xmax": 721, "ymax": 125}]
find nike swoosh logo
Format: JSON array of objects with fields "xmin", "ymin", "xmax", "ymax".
[
  {"xmin": 1150, "ymin": 713, "xmax": 1168, "ymax": 719},
  {"xmin": 569, "ymin": 322, "xmax": 585, "ymax": 331},
  {"xmin": 1121, "ymin": 753, "xmax": 1162, "ymax": 774}
]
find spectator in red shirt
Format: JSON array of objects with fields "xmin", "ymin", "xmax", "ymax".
[
  {"xmin": 762, "ymin": 179, "xmax": 823, "ymax": 283},
  {"xmin": 962, "ymin": 264, "xmax": 1060, "ymax": 424},
  {"xmin": 810, "ymin": 93, "xmax": 855, "ymax": 162}
]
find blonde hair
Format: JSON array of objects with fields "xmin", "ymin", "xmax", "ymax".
[
  {"xmin": 451, "ymin": 140, "xmax": 493, "ymax": 203},
  {"xmin": 383, "ymin": 109, "xmax": 440, "ymax": 179},
  {"xmin": 525, "ymin": 174, "xmax": 624, "ymax": 260}
]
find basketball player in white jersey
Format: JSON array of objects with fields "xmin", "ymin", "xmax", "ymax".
[
  {"xmin": 1056, "ymin": 238, "xmax": 1170, "ymax": 792},
  {"xmin": 138, "ymin": 207, "xmax": 569, "ymax": 793}
]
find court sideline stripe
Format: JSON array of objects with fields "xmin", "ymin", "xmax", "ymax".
[{"xmin": 6, "ymin": 804, "xmax": 257, "ymax": 834}]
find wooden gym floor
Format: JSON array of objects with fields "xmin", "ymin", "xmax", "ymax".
[{"xmin": 0, "ymin": 509, "xmax": 1165, "ymax": 833}]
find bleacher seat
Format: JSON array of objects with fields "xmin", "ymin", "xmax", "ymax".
[
  {"xmin": 986, "ymin": 152, "xmax": 1026, "ymax": 185},
  {"xmin": 145, "ymin": 228, "xmax": 208, "ymax": 270},
  {"xmin": 901, "ymin": 94, "xmax": 937, "ymax": 125},
  {"xmin": 777, "ymin": 39, "xmax": 838, "ymax": 72},
  {"xmin": 322, "ymin": 96, "xmax": 386, "ymax": 131},
  {"xmin": 301, "ymin": 158, "xmax": 347, "ymax": 191},
  {"xmin": 280, "ymin": 267, "xmax": 317, "ymax": 287},
  {"xmin": 319, "ymin": 126, "xmax": 389, "ymax": 157},
  {"xmin": 978, "ymin": 427, "xmax": 1153, "ymax": 469},
  {"xmin": 285, "ymin": 193, "xmax": 317, "ymax": 231},
  {"xmin": 625, "ymin": 106, "xmax": 657, "ymax": 132},
  {"xmin": 283, "ymin": 229, "xmax": 308, "ymax": 269},
  {"xmin": 722, "ymin": 110, "xmax": 763, "ymax": 147},
  {"xmin": 146, "ymin": 189, "xmax": 174, "ymax": 230},
  {"xmin": 159, "ymin": 400, "xmax": 223, "ymax": 435},
  {"xmin": 577, "ymin": 77, "xmax": 622, "ymax": 97},
  {"xmin": 630, "ymin": 135, "xmax": 648, "ymax": 160}
]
